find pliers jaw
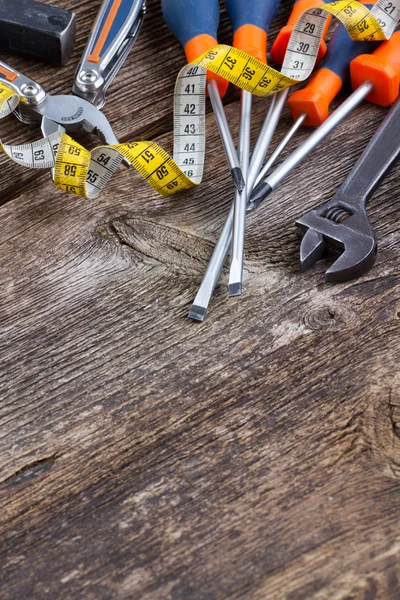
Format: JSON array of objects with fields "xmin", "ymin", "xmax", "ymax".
[
  {"xmin": 17, "ymin": 94, "xmax": 119, "ymax": 146},
  {"xmin": 296, "ymin": 202, "xmax": 377, "ymax": 283}
]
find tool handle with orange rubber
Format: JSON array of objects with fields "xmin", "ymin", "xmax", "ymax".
[
  {"xmin": 350, "ymin": 30, "xmax": 400, "ymax": 105},
  {"xmin": 161, "ymin": 0, "xmax": 228, "ymax": 96},
  {"xmin": 270, "ymin": 0, "xmax": 331, "ymax": 65},
  {"xmin": 0, "ymin": 59, "xmax": 46, "ymax": 103},
  {"xmin": 225, "ymin": 0, "xmax": 280, "ymax": 62},
  {"xmin": 73, "ymin": 0, "xmax": 146, "ymax": 107},
  {"xmin": 288, "ymin": 3, "xmax": 380, "ymax": 126}
]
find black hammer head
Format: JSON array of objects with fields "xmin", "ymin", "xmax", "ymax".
[
  {"xmin": 0, "ymin": 0, "xmax": 76, "ymax": 66},
  {"xmin": 296, "ymin": 201, "xmax": 377, "ymax": 283}
]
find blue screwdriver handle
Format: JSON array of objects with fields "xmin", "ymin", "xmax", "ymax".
[
  {"xmin": 225, "ymin": 0, "xmax": 280, "ymax": 62},
  {"xmin": 161, "ymin": 0, "xmax": 219, "ymax": 51},
  {"xmin": 225, "ymin": 0, "xmax": 280, "ymax": 36},
  {"xmin": 161, "ymin": 0, "xmax": 228, "ymax": 95}
]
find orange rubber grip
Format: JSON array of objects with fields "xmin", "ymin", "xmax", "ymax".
[
  {"xmin": 288, "ymin": 68, "xmax": 342, "ymax": 125},
  {"xmin": 185, "ymin": 34, "xmax": 229, "ymax": 97},
  {"xmin": 350, "ymin": 31, "xmax": 400, "ymax": 106},
  {"xmin": 288, "ymin": 0, "xmax": 376, "ymax": 126},
  {"xmin": 233, "ymin": 24, "xmax": 268, "ymax": 63},
  {"xmin": 88, "ymin": 0, "xmax": 123, "ymax": 63},
  {"xmin": 0, "ymin": 65, "xmax": 18, "ymax": 82},
  {"xmin": 270, "ymin": 0, "xmax": 331, "ymax": 65}
]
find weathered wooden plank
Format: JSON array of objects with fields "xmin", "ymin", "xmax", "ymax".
[{"xmin": 0, "ymin": 0, "xmax": 400, "ymax": 598}]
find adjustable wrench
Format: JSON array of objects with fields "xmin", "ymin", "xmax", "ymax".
[{"xmin": 296, "ymin": 98, "xmax": 400, "ymax": 282}]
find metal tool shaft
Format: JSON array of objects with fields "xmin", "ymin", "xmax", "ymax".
[
  {"xmin": 188, "ymin": 90, "xmax": 288, "ymax": 321},
  {"xmin": 255, "ymin": 112, "xmax": 307, "ymax": 186},
  {"xmin": 250, "ymin": 82, "xmax": 374, "ymax": 208},
  {"xmin": 249, "ymin": 89, "xmax": 288, "ymax": 187},
  {"xmin": 228, "ymin": 89, "xmax": 288, "ymax": 295},
  {"xmin": 207, "ymin": 79, "xmax": 245, "ymax": 191},
  {"xmin": 228, "ymin": 89, "xmax": 252, "ymax": 296},
  {"xmin": 188, "ymin": 202, "xmax": 235, "ymax": 322}
]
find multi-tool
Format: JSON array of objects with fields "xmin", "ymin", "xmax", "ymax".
[{"xmin": 0, "ymin": 0, "xmax": 146, "ymax": 145}]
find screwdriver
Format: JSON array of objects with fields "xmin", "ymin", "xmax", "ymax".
[
  {"xmin": 225, "ymin": 0, "xmax": 280, "ymax": 296},
  {"xmin": 246, "ymin": 0, "xmax": 332, "ymax": 200},
  {"xmin": 257, "ymin": 2, "xmax": 379, "ymax": 184},
  {"xmin": 188, "ymin": 1, "xmax": 332, "ymax": 319},
  {"xmin": 162, "ymin": 0, "xmax": 245, "ymax": 191},
  {"xmin": 250, "ymin": 30, "xmax": 400, "ymax": 208},
  {"xmin": 227, "ymin": 0, "xmax": 331, "ymax": 296},
  {"xmin": 188, "ymin": 31, "xmax": 400, "ymax": 321}
]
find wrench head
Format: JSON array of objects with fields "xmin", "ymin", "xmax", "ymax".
[
  {"xmin": 21, "ymin": 94, "xmax": 119, "ymax": 145},
  {"xmin": 296, "ymin": 202, "xmax": 377, "ymax": 283}
]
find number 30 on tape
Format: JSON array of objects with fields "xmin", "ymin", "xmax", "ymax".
[{"xmin": 0, "ymin": 0, "xmax": 399, "ymax": 199}]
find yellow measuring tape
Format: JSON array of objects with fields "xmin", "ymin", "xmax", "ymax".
[{"xmin": 0, "ymin": 0, "xmax": 399, "ymax": 198}]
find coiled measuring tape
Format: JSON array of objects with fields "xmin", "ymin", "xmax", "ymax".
[{"xmin": 0, "ymin": 0, "xmax": 399, "ymax": 199}]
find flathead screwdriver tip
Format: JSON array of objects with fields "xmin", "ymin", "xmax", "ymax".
[
  {"xmin": 228, "ymin": 282, "xmax": 242, "ymax": 297},
  {"xmin": 231, "ymin": 167, "xmax": 246, "ymax": 191},
  {"xmin": 188, "ymin": 305, "xmax": 207, "ymax": 322}
]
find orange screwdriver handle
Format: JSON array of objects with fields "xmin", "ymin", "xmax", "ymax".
[
  {"xmin": 350, "ymin": 30, "xmax": 400, "ymax": 106},
  {"xmin": 225, "ymin": 0, "xmax": 280, "ymax": 63},
  {"xmin": 288, "ymin": 1, "xmax": 379, "ymax": 126},
  {"xmin": 270, "ymin": 0, "xmax": 331, "ymax": 65}
]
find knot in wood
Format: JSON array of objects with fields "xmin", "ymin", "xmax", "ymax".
[{"xmin": 303, "ymin": 303, "xmax": 358, "ymax": 331}]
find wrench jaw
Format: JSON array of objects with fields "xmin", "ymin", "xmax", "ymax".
[
  {"xmin": 324, "ymin": 234, "xmax": 377, "ymax": 282},
  {"xmin": 297, "ymin": 228, "xmax": 326, "ymax": 272},
  {"xmin": 296, "ymin": 209, "xmax": 377, "ymax": 283}
]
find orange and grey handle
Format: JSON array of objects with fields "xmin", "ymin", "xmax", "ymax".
[
  {"xmin": 350, "ymin": 30, "xmax": 400, "ymax": 106},
  {"xmin": 225, "ymin": 0, "xmax": 280, "ymax": 63},
  {"xmin": 0, "ymin": 59, "xmax": 46, "ymax": 103},
  {"xmin": 270, "ymin": 0, "xmax": 331, "ymax": 65},
  {"xmin": 74, "ymin": 0, "xmax": 145, "ymax": 104},
  {"xmin": 288, "ymin": 2, "xmax": 379, "ymax": 126},
  {"xmin": 161, "ymin": 0, "xmax": 229, "ymax": 97},
  {"xmin": 0, "ymin": 62, "xmax": 19, "ymax": 83}
]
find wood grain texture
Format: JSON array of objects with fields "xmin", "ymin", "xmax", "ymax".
[{"xmin": 0, "ymin": 1, "xmax": 400, "ymax": 599}]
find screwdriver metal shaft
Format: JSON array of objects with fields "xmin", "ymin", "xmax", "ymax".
[
  {"xmin": 256, "ymin": 112, "xmax": 306, "ymax": 185},
  {"xmin": 224, "ymin": 0, "xmax": 280, "ymax": 289},
  {"xmin": 228, "ymin": 89, "xmax": 252, "ymax": 296},
  {"xmin": 189, "ymin": 90, "xmax": 287, "ymax": 321},
  {"xmin": 249, "ymin": 82, "xmax": 373, "ymax": 209},
  {"xmin": 228, "ymin": 89, "xmax": 289, "ymax": 294},
  {"xmin": 207, "ymin": 79, "xmax": 245, "ymax": 191}
]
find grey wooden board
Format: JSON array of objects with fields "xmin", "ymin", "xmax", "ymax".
[{"xmin": 0, "ymin": 1, "xmax": 400, "ymax": 599}]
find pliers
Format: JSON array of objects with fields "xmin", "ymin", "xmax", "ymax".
[
  {"xmin": 0, "ymin": 0, "xmax": 146, "ymax": 146},
  {"xmin": 296, "ymin": 98, "xmax": 400, "ymax": 282}
]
